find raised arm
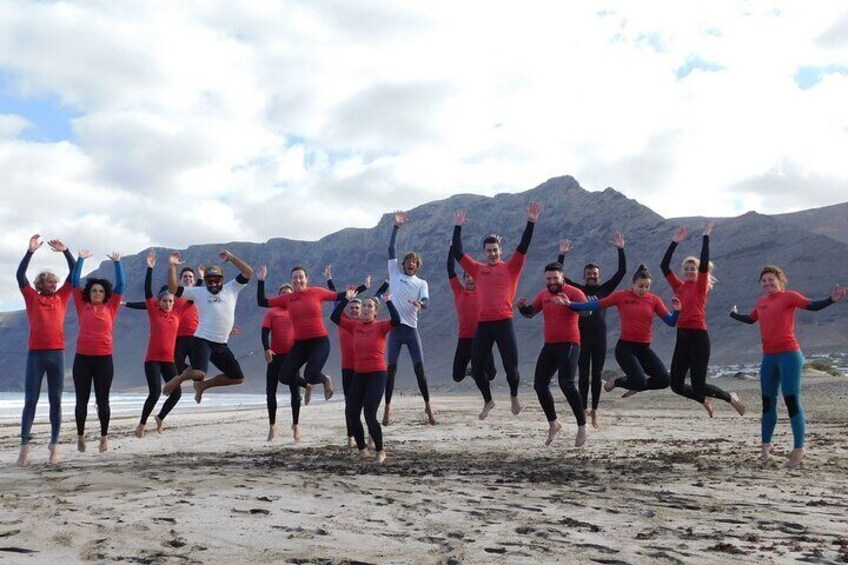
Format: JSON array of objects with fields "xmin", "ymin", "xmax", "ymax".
[
  {"xmin": 385, "ymin": 293, "xmax": 401, "ymax": 327},
  {"xmin": 166, "ymin": 252, "xmax": 183, "ymax": 294},
  {"xmin": 516, "ymin": 201, "xmax": 541, "ymax": 255},
  {"xmin": 72, "ymin": 250, "xmax": 91, "ymax": 289},
  {"xmin": 374, "ymin": 280, "xmax": 390, "ymax": 298},
  {"xmin": 16, "ymin": 235, "xmax": 42, "ymax": 287},
  {"xmin": 388, "ymin": 211, "xmax": 407, "ymax": 260},
  {"xmin": 330, "ymin": 287, "xmax": 357, "ymax": 325},
  {"xmin": 46, "ymin": 238, "xmax": 75, "ymax": 282},
  {"xmin": 451, "ymin": 210, "xmax": 467, "ymax": 260},
  {"xmin": 660, "ymin": 227, "xmax": 686, "ymax": 278},
  {"xmin": 698, "ymin": 223, "xmax": 712, "ymax": 274},
  {"xmin": 324, "ymin": 265, "xmax": 336, "ymax": 292},
  {"xmin": 806, "ymin": 285, "xmax": 846, "ymax": 311},
  {"xmin": 598, "ymin": 232, "xmax": 627, "ymax": 294},
  {"xmin": 220, "ymin": 249, "xmax": 253, "ymax": 281},
  {"xmin": 144, "ymin": 253, "xmax": 155, "ymax": 299},
  {"xmin": 108, "ymin": 252, "xmax": 125, "ymax": 295},
  {"xmin": 447, "ymin": 246, "xmax": 457, "ymax": 279},
  {"xmin": 256, "ymin": 265, "xmax": 269, "ymax": 307}
]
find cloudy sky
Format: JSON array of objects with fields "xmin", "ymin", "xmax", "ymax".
[{"xmin": 2, "ymin": 1, "xmax": 847, "ymax": 311}]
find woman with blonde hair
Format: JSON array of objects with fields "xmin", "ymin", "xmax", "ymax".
[
  {"xmin": 730, "ymin": 265, "xmax": 845, "ymax": 468},
  {"xmin": 660, "ymin": 223, "xmax": 746, "ymax": 417}
]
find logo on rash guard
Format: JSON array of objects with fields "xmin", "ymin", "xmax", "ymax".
[{"xmin": 207, "ymin": 296, "xmax": 224, "ymax": 304}]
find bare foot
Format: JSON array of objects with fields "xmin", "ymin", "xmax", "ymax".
[
  {"xmin": 359, "ymin": 448, "xmax": 372, "ymax": 460},
  {"xmin": 703, "ymin": 398, "xmax": 714, "ymax": 418},
  {"xmin": 603, "ymin": 377, "xmax": 617, "ymax": 392},
  {"xmin": 48, "ymin": 443, "xmax": 60, "ymax": 465},
  {"xmin": 99, "ymin": 436, "xmax": 109, "ymax": 453},
  {"xmin": 729, "ymin": 392, "xmax": 747, "ymax": 416},
  {"xmin": 545, "ymin": 421, "xmax": 562, "ymax": 446},
  {"xmin": 347, "ymin": 436, "xmax": 355, "ymax": 449},
  {"xmin": 267, "ymin": 424, "xmax": 276, "ymax": 442},
  {"xmin": 323, "ymin": 375, "xmax": 334, "ymax": 401},
  {"xmin": 154, "ymin": 416, "xmax": 164, "ymax": 433},
  {"xmin": 193, "ymin": 380, "xmax": 204, "ymax": 404},
  {"xmin": 77, "ymin": 435, "xmax": 86, "ymax": 453},
  {"xmin": 16, "ymin": 445, "xmax": 29, "ymax": 467},
  {"xmin": 786, "ymin": 448, "xmax": 805, "ymax": 469},
  {"xmin": 382, "ymin": 404, "xmax": 392, "ymax": 426},
  {"xmin": 589, "ymin": 409, "xmax": 599, "ymax": 429},
  {"xmin": 621, "ymin": 389, "xmax": 638, "ymax": 398},
  {"xmin": 291, "ymin": 424, "xmax": 301, "ymax": 443},
  {"xmin": 425, "ymin": 403, "xmax": 437, "ymax": 425},
  {"xmin": 478, "ymin": 400, "xmax": 496, "ymax": 420},
  {"xmin": 375, "ymin": 450, "xmax": 387, "ymax": 464},
  {"xmin": 510, "ymin": 396, "xmax": 523, "ymax": 416},
  {"xmin": 304, "ymin": 384, "xmax": 313, "ymax": 406},
  {"xmin": 761, "ymin": 443, "xmax": 775, "ymax": 462},
  {"xmin": 575, "ymin": 424, "xmax": 588, "ymax": 447},
  {"xmin": 134, "ymin": 424, "xmax": 145, "ymax": 438}
]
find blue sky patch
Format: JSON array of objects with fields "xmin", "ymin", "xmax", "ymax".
[
  {"xmin": 0, "ymin": 72, "xmax": 80, "ymax": 142},
  {"xmin": 676, "ymin": 56, "xmax": 725, "ymax": 79},
  {"xmin": 794, "ymin": 65, "xmax": 848, "ymax": 90}
]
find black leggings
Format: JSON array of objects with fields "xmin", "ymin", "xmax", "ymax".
[
  {"xmin": 534, "ymin": 343, "xmax": 585, "ymax": 425},
  {"xmin": 281, "ymin": 337, "xmax": 330, "ymax": 387},
  {"xmin": 347, "ymin": 371, "xmax": 388, "ymax": 451},
  {"xmin": 613, "ymin": 341, "xmax": 670, "ymax": 391},
  {"xmin": 578, "ymin": 329, "xmax": 606, "ymax": 411},
  {"xmin": 452, "ymin": 338, "xmax": 497, "ymax": 383},
  {"xmin": 471, "ymin": 319, "xmax": 521, "ymax": 402},
  {"xmin": 174, "ymin": 335, "xmax": 193, "ymax": 374},
  {"xmin": 73, "ymin": 354, "xmax": 114, "ymax": 436},
  {"xmin": 670, "ymin": 329, "xmax": 731, "ymax": 404},
  {"xmin": 140, "ymin": 361, "xmax": 179, "ymax": 425},
  {"xmin": 342, "ymin": 368, "xmax": 355, "ymax": 437},
  {"xmin": 266, "ymin": 353, "xmax": 302, "ymax": 426}
]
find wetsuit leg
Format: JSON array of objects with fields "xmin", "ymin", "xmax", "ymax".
[
  {"xmin": 533, "ymin": 344, "xmax": 559, "ymax": 421},
  {"xmin": 470, "ymin": 323, "xmax": 498, "ymax": 403},
  {"xmin": 407, "ymin": 328, "xmax": 429, "ymax": 402},
  {"xmin": 21, "ymin": 351, "xmax": 46, "ymax": 445},
  {"xmin": 670, "ymin": 329, "xmax": 701, "ymax": 402},
  {"xmin": 484, "ymin": 349, "xmax": 497, "ymax": 381},
  {"xmin": 346, "ymin": 373, "xmax": 367, "ymax": 449},
  {"xmin": 385, "ymin": 328, "xmax": 403, "ymax": 405},
  {"xmin": 635, "ymin": 346, "xmax": 669, "ymax": 390},
  {"xmin": 452, "ymin": 338, "xmax": 473, "ymax": 382},
  {"xmin": 362, "ymin": 371, "xmax": 388, "ymax": 451},
  {"xmin": 156, "ymin": 363, "xmax": 180, "ymax": 420},
  {"xmin": 266, "ymin": 355, "xmax": 285, "ymax": 425},
  {"xmin": 92, "ymin": 355, "xmax": 114, "ymax": 437},
  {"xmin": 577, "ymin": 337, "xmax": 592, "ymax": 411},
  {"xmin": 301, "ymin": 337, "xmax": 330, "ymax": 385},
  {"xmin": 492, "ymin": 319, "xmax": 520, "ymax": 397},
  {"xmin": 209, "ymin": 343, "xmax": 246, "ymax": 381},
  {"xmin": 45, "ymin": 351, "xmax": 64, "ymax": 444},
  {"xmin": 280, "ymin": 341, "xmax": 309, "ymax": 388},
  {"xmin": 692, "ymin": 331, "xmax": 731, "ymax": 403},
  {"xmin": 342, "ymin": 368, "xmax": 355, "ymax": 437},
  {"xmin": 613, "ymin": 341, "xmax": 647, "ymax": 390},
  {"xmin": 759, "ymin": 354, "xmax": 781, "ymax": 445},
  {"xmin": 556, "ymin": 343, "xmax": 585, "ymax": 426},
  {"xmin": 779, "ymin": 350, "xmax": 805, "ymax": 449},
  {"xmin": 140, "ymin": 361, "xmax": 162, "ymax": 425},
  {"xmin": 73, "ymin": 353, "xmax": 94, "ymax": 436},
  {"xmin": 590, "ymin": 332, "xmax": 606, "ymax": 410},
  {"xmin": 174, "ymin": 335, "xmax": 192, "ymax": 374}
]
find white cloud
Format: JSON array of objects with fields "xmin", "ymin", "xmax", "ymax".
[{"xmin": 1, "ymin": 0, "xmax": 848, "ymax": 310}]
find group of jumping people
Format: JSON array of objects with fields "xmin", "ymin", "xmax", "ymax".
[{"xmin": 16, "ymin": 203, "xmax": 846, "ymax": 468}]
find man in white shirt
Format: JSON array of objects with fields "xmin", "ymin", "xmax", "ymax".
[
  {"xmin": 162, "ymin": 249, "xmax": 254, "ymax": 403},
  {"xmin": 383, "ymin": 211, "xmax": 435, "ymax": 426}
]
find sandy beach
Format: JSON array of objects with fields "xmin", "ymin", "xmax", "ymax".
[{"xmin": 2, "ymin": 372, "xmax": 848, "ymax": 564}]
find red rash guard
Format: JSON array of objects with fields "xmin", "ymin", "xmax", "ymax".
[
  {"xmin": 449, "ymin": 277, "xmax": 481, "ymax": 339},
  {"xmin": 531, "ymin": 285, "xmax": 587, "ymax": 344},
  {"xmin": 336, "ymin": 317, "xmax": 394, "ymax": 373},
  {"xmin": 73, "ymin": 288, "xmax": 122, "ymax": 355},
  {"xmin": 458, "ymin": 252, "xmax": 526, "ymax": 322},
  {"xmin": 336, "ymin": 312, "xmax": 356, "ymax": 370},
  {"xmin": 145, "ymin": 298, "xmax": 191, "ymax": 362},
  {"xmin": 266, "ymin": 287, "xmax": 338, "ymax": 340},
  {"xmin": 176, "ymin": 298, "xmax": 199, "ymax": 337},
  {"xmin": 262, "ymin": 308, "xmax": 295, "ymax": 355},
  {"xmin": 666, "ymin": 272, "xmax": 709, "ymax": 330},
  {"xmin": 21, "ymin": 281, "xmax": 72, "ymax": 350},
  {"xmin": 748, "ymin": 291, "xmax": 810, "ymax": 354},
  {"xmin": 599, "ymin": 290, "xmax": 670, "ymax": 344}
]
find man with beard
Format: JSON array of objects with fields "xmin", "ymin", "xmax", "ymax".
[
  {"xmin": 518, "ymin": 262, "xmax": 588, "ymax": 447},
  {"xmin": 383, "ymin": 211, "xmax": 433, "ymax": 426},
  {"xmin": 557, "ymin": 232, "xmax": 626, "ymax": 429},
  {"xmin": 163, "ymin": 250, "xmax": 254, "ymax": 402}
]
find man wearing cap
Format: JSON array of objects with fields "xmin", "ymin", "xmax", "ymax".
[{"xmin": 163, "ymin": 249, "xmax": 254, "ymax": 402}]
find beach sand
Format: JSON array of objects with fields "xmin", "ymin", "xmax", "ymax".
[{"xmin": 1, "ymin": 372, "xmax": 848, "ymax": 564}]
